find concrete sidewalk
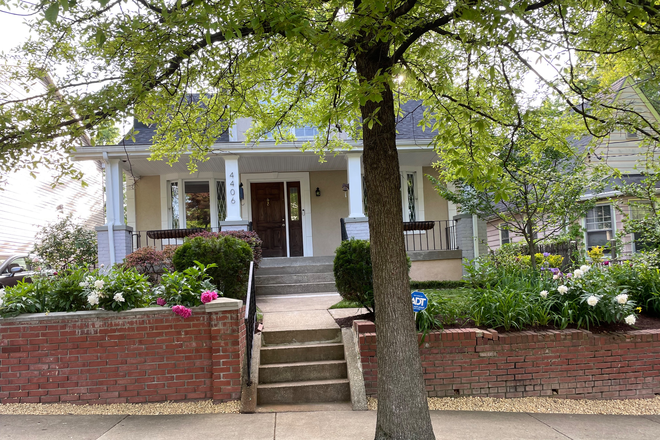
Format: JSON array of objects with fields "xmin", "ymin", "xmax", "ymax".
[{"xmin": 2, "ymin": 410, "xmax": 660, "ymax": 440}]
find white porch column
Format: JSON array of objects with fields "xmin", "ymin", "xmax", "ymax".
[
  {"xmin": 106, "ymin": 159, "xmax": 125, "ymax": 226},
  {"xmin": 96, "ymin": 157, "xmax": 132, "ymax": 268},
  {"xmin": 221, "ymin": 155, "xmax": 250, "ymax": 231},
  {"xmin": 224, "ymin": 155, "xmax": 242, "ymax": 221},
  {"xmin": 346, "ymin": 153, "xmax": 365, "ymax": 218}
]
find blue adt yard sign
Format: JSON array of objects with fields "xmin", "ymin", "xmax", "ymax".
[{"xmin": 411, "ymin": 291, "xmax": 428, "ymax": 313}]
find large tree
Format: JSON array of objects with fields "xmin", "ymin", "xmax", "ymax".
[{"xmin": 2, "ymin": 1, "xmax": 660, "ymax": 438}]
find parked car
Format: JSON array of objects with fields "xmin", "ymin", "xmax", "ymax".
[{"xmin": 0, "ymin": 255, "xmax": 35, "ymax": 288}]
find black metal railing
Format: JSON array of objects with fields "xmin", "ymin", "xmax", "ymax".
[
  {"xmin": 403, "ymin": 220, "xmax": 458, "ymax": 251},
  {"xmin": 244, "ymin": 261, "xmax": 257, "ymax": 386},
  {"xmin": 339, "ymin": 218, "xmax": 459, "ymax": 252},
  {"xmin": 340, "ymin": 218, "xmax": 348, "ymax": 241},
  {"xmin": 131, "ymin": 223, "xmax": 253, "ymax": 252}
]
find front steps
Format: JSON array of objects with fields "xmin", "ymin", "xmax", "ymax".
[
  {"xmin": 257, "ymin": 328, "xmax": 350, "ymax": 406},
  {"xmin": 256, "ymin": 256, "xmax": 336, "ymax": 295}
]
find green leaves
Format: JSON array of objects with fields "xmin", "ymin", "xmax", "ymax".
[{"xmin": 44, "ymin": 2, "xmax": 60, "ymax": 24}]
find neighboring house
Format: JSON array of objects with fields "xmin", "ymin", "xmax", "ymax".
[
  {"xmin": 486, "ymin": 77, "xmax": 660, "ymax": 258},
  {"xmin": 0, "ymin": 70, "xmax": 104, "ymax": 261},
  {"xmin": 73, "ymin": 100, "xmax": 464, "ymax": 281}
]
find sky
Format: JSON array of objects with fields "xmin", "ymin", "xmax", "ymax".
[{"xmin": 0, "ymin": 7, "xmax": 32, "ymax": 55}]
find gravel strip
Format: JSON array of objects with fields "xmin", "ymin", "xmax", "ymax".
[
  {"xmin": 368, "ymin": 396, "xmax": 660, "ymax": 415},
  {"xmin": 0, "ymin": 400, "xmax": 240, "ymax": 415}
]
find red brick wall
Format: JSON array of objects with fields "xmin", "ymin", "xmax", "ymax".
[
  {"xmin": 354, "ymin": 320, "xmax": 660, "ymax": 399},
  {"xmin": 0, "ymin": 305, "xmax": 245, "ymax": 404}
]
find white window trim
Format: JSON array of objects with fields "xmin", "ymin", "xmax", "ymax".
[
  {"xmin": 240, "ymin": 172, "xmax": 314, "ymax": 257},
  {"xmin": 584, "ymin": 203, "xmax": 616, "ymax": 252},
  {"xmin": 500, "ymin": 226, "xmax": 510, "ymax": 246},
  {"xmin": 399, "ymin": 166, "xmax": 425, "ymax": 223},
  {"xmin": 160, "ymin": 172, "xmax": 226, "ymax": 230}
]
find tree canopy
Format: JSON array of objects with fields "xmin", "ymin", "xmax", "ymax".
[{"xmin": 1, "ymin": 0, "xmax": 660, "ymax": 438}]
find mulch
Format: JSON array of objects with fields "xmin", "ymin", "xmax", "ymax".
[{"xmin": 333, "ymin": 311, "xmax": 660, "ymax": 334}]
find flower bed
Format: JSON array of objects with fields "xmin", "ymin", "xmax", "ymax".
[
  {"xmin": 355, "ymin": 320, "xmax": 660, "ymax": 399},
  {"xmin": 0, "ymin": 299, "xmax": 245, "ymax": 404}
]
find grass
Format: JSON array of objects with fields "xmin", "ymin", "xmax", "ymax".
[
  {"xmin": 329, "ymin": 287, "xmax": 472, "ymax": 310},
  {"xmin": 329, "ymin": 299, "xmax": 363, "ymax": 309}
]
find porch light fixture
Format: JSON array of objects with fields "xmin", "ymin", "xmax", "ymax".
[
  {"xmin": 239, "ymin": 182, "xmax": 244, "ymax": 200},
  {"xmin": 342, "ymin": 183, "xmax": 349, "ymax": 197},
  {"xmin": 315, "ymin": 187, "xmax": 321, "ymax": 197}
]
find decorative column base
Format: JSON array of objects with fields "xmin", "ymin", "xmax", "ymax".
[
  {"xmin": 220, "ymin": 220, "xmax": 252, "ymax": 232},
  {"xmin": 95, "ymin": 225, "xmax": 134, "ymax": 267},
  {"xmin": 343, "ymin": 217, "xmax": 370, "ymax": 240}
]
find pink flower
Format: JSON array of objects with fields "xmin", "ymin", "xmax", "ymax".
[
  {"xmin": 603, "ymin": 261, "xmax": 610, "ymax": 266},
  {"xmin": 200, "ymin": 290, "xmax": 219, "ymax": 304},
  {"xmin": 156, "ymin": 297, "xmax": 167, "ymax": 306},
  {"xmin": 172, "ymin": 305, "xmax": 192, "ymax": 319}
]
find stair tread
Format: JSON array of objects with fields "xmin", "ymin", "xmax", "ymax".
[
  {"xmin": 258, "ymin": 378, "xmax": 350, "ymax": 389},
  {"xmin": 259, "ymin": 359, "xmax": 347, "ymax": 369},
  {"xmin": 260, "ymin": 342, "xmax": 344, "ymax": 351}
]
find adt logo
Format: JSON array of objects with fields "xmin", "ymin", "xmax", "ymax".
[{"xmin": 411, "ymin": 291, "xmax": 428, "ymax": 313}]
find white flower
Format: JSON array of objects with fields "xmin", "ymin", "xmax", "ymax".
[
  {"xmin": 0, "ymin": 288, "xmax": 5, "ymax": 298},
  {"xmin": 580, "ymin": 265, "xmax": 590, "ymax": 273},
  {"xmin": 94, "ymin": 280, "xmax": 105, "ymax": 289},
  {"xmin": 79, "ymin": 281, "xmax": 88, "ymax": 288},
  {"xmin": 587, "ymin": 295, "xmax": 599, "ymax": 307},
  {"xmin": 0, "ymin": 298, "xmax": 3, "ymax": 307},
  {"xmin": 615, "ymin": 294, "xmax": 628, "ymax": 305},
  {"xmin": 624, "ymin": 314, "xmax": 636, "ymax": 326},
  {"xmin": 100, "ymin": 264, "xmax": 105, "ymax": 268},
  {"xmin": 573, "ymin": 269, "xmax": 584, "ymax": 279},
  {"xmin": 540, "ymin": 290, "xmax": 548, "ymax": 298},
  {"xmin": 557, "ymin": 285, "xmax": 569, "ymax": 295},
  {"xmin": 87, "ymin": 293, "xmax": 99, "ymax": 306},
  {"xmin": 113, "ymin": 292, "xmax": 125, "ymax": 303},
  {"xmin": 553, "ymin": 275, "xmax": 559, "ymax": 280}
]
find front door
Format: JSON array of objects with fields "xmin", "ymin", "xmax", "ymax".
[{"xmin": 251, "ymin": 182, "xmax": 287, "ymax": 257}]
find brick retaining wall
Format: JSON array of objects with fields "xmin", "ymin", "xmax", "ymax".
[
  {"xmin": 0, "ymin": 298, "xmax": 245, "ymax": 404},
  {"xmin": 354, "ymin": 320, "xmax": 660, "ymax": 399}
]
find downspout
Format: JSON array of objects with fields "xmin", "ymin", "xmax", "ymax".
[
  {"xmin": 102, "ymin": 152, "xmax": 116, "ymax": 267},
  {"xmin": 472, "ymin": 214, "xmax": 480, "ymax": 261}
]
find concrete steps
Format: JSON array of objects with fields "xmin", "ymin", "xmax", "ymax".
[
  {"xmin": 257, "ymin": 327, "xmax": 350, "ymax": 406},
  {"xmin": 256, "ymin": 257, "xmax": 336, "ymax": 296}
]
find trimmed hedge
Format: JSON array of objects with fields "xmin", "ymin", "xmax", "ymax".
[
  {"xmin": 172, "ymin": 235, "xmax": 253, "ymax": 299},
  {"xmin": 410, "ymin": 280, "xmax": 468, "ymax": 290},
  {"xmin": 188, "ymin": 230, "xmax": 263, "ymax": 268}
]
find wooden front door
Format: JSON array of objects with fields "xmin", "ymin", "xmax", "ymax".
[{"xmin": 251, "ymin": 182, "xmax": 287, "ymax": 258}]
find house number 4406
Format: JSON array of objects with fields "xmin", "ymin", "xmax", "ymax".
[{"xmin": 229, "ymin": 172, "xmax": 236, "ymax": 204}]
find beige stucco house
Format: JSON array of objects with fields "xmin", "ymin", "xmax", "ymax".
[{"xmin": 74, "ymin": 100, "xmax": 464, "ymax": 280}]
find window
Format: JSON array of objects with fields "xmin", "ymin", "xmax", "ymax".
[
  {"xmin": 294, "ymin": 126, "xmax": 318, "ymax": 139},
  {"xmin": 630, "ymin": 200, "xmax": 656, "ymax": 252},
  {"xmin": 184, "ymin": 181, "xmax": 211, "ymax": 229},
  {"xmin": 401, "ymin": 171, "xmax": 417, "ymax": 222},
  {"xmin": 501, "ymin": 227, "xmax": 510, "ymax": 245},
  {"xmin": 168, "ymin": 179, "xmax": 226, "ymax": 229},
  {"xmin": 626, "ymin": 130, "xmax": 639, "ymax": 139},
  {"xmin": 586, "ymin": 205, "xmax": 613, "ymax": 250}
]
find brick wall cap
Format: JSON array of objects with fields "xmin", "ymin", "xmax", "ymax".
[
  {"xmin": 204, "ymin": 297, "xmax": 243, "ymax": 312},
  {"xmin": 0, "ymin": 305, "xmax": 198, "ymax": 322}
]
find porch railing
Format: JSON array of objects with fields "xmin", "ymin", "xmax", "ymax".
[
  {"xmin": 244, "ymin": 261, "xmax": 257, "ymax": 386},
  {"xmin": 131, "ymin": 224, "xmax": 252, "ymax": 252},
  {"xmin": 403, "ymin": 220, "xmax": 458, "ymax": 251}
]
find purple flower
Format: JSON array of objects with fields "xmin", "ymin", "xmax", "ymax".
[
  {"xmin": 543, "ymin": 252, "xmax": 550, "ymax": 257},
  {"xmin": 156, "ymin": 297, "xmax": 167, "ymax": 306},
  {"xmin": 200, "ymin": 290, "xmax": 219, "ymax": 304},
  {"xmin": 550, "ymin": 268, "xmax": 559, "ymax": 274},
  {"xmin": 566, "ymin": 273, "xmax": 572, "ymax": 278},
  {"xmin": 172, "ymin": 305, "xmax": 192, "ymax": 319},
  {"xmin": 603, "ymin": 261, "xmax": 610, "ymax": 266}
]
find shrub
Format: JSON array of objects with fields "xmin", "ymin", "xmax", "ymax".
[
  {"xmin": 31, "ymin": 214, "xmax": 97, "ymax": 270},
  {"xmin": 123, "ymin": 246, "xmax": 175, "ymax": 283},
  {"xmin": 172, "ymin": 235, "xmax": 253, "ymax": 299},
  {"xmin": 80, "ymin": 267, "xmax": 151, "ymax": 312},
  {"xmin": 334, "ymin": 239, "xmax": 374, "ymax": 312},
  {"xmin": 410, "ymin": 280, "xmax": 468, "ymax": 290},
  {"xmin": 155, "ymin": 262, "xmax": 218, "ymax": 307},
  {"xmin": 187, "ymin": 230, "xmax": 263, "ymax": 268}
]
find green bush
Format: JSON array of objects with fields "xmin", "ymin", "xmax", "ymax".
[
  {"xmin": 410, "ymin": 280, "xmax": 468, "ymax": 290},
  {"xmin": 333, "ymin": 239, "xmax": 411, "ymax": 313},
  {"xmin": 334, "ymin": 239, "xmax": 374, "ymax": 312},
  {"xmin": 31, "ymin": 214, "xmax": 97, "ymax": 270},
  {"xmin": 172, "ymin": 235, "xmax": 253, "ymax": 299},
  {"xmin": 122, "ymin": 246, "xmax": 176, "ymax": 283},
  {"xmin": 156, "ymin": 262, "xmax": 218, "ymax": 307}
]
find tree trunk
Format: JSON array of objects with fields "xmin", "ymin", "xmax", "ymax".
[
  {"xmin": 356, "ymin": 46, "xmax": 435, "ymax": 440},
  {"xmin": 527, "ymin": 222, "xmax": 536, "ymax": 270}
]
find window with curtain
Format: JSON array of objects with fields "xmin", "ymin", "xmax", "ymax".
[{"xmin": 586, "ymin": 205, "xmax": 613, "ymax": 249}]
